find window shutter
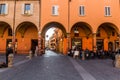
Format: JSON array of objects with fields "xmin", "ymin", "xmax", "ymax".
[
  {"xmin": 5, "ymin": 3, "xmax": 8, "ymax": 14},
  {"xmin": 30, "ymin": 3, "xmax": 33, "ymax": 14},
  {"xmin": 52, "ymin": 6, "xmax": 55, "ymax": 15},
  {"xmin": 108, "ymin": 7, "xmax": 110, "ymax": 15},
  {"xmin": 55, "ymin": 5, "xmax": 59, "ymax": 15},
  {"xmin": 21, "ymin": 4, "xmax": 25, "ymax": 14},
  {"xmin": 105, "ymin": 7, "xmax": 107, "ymax": 16},
  {"xmin": 82, "ymin": 6, "xmax": 84, "ymax": 15},
  {"xmin": 79, "ymin": 6, "xmax": 81, "ymax": 15}
]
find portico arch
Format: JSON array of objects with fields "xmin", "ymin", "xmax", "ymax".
[
  {"xmin": 97, "ymin": 22, "xmax": 119, "ymax": 51},
  {"xmin": 70, "ymin": 22, "xmax": 93, "ymax": 50},
  {"xmin": 15, "ymin": 21, "xmax": 38, "ymax": 54},
  {"xmin": 0, "ymin": 21, "xmax": 12, "ymax": 53}
]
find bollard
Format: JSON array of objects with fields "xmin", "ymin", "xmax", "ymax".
[
  {"xmin": 34, "ymin": 49, "xmax": 38, "ymax": 57},
  {"xmin": 115, "ymin": 54, "xmax": 120, "ymax": 68},
  {"xmin": 8, "ymin": 54, "xmax": 14, "ymax": 68},
  {"xmin": 29, "ymin": 50, "xmax": 32, "ymax": 59}
]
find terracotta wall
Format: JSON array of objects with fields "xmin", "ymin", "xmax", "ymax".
[{"xmin": 0, "ymin": 0, "xmax": 120, "ymax": 54}]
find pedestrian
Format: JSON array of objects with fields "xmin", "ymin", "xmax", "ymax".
[
  {"xmin": 35, "ymin": 46, "xmax": 38, "ymax": 56},
  {"xmin": 67, "ymin": 49, "xmax": 71, "ymax": 56},
  {"xmin": 85, "ymin": 48, "xmax": 90, "ymax": 60},
  {"xmin": 82, "ymin": 49, "xmax": 85, "ymax": 60},
  {"xmin": 73, "ymin": 48, "xmax": 79, "ymax": 59},
  {"xmin": 6, "ymin": 43, "xmax": 13, "ymax": 66},
  {"xmin": 111, "ymin": 51, "xmax": 116, "ymax": 67}
]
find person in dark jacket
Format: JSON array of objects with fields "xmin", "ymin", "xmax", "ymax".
[
  {"xmin": 111, "ymin": 52, "xmax": 116, "ymax": 67},
  {"xmin": 6, "ymin": 44, "xmax": 13, "ymax": 66}
]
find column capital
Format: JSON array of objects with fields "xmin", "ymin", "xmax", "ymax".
[
  {"xmin": 12, "ymin": 32, "xmax": 15, "ymax": 36},
  {"xmin": 67, "ymin": 33, "xmax": 70, "ymax": 38},
  {"xmin": 38, "ymin": 31, "xmax": 41, "ymax": 35}
]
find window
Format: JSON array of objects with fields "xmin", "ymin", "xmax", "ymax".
[
  {"xmin": 105, "ymin": 6, "xmax": 111, "ymax": 16},
  {"xmin": 0, "ymin": 4, "xmax": 8, "ymax": 15},
  {"xmin": 52, "ymin": 5, "xmax": 59, "ymax": 15},
  {"xmin": 24, "ymin": 4, "xmax": 30, "ymax": 14},
  {"xmin": 22, "ymin": 3, "xmax": 33, "ymax": 15},
  {"xmin": 79, "ymin": 6, "xmax": 85, "ymax": 16}
]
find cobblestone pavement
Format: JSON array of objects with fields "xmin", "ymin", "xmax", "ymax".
[{"xmin": 0, "ymin": 51, "xmax": 120, "ymax": 80}]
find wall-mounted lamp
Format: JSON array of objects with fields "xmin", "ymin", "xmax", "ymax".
[{"xmin": 74, "ymin": 27, "xmax": 79, "ymax": 33}]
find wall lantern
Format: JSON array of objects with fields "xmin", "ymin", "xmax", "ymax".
[{"xmin": 74, "ymin": 27, "xmax": 79, "ymax": 33}]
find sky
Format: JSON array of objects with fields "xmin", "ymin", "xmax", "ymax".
[{"xmin": 45, "ymin": 28, "xmax": 55, "ymax": 40}]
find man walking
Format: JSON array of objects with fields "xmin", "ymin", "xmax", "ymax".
[{"xmin": 6, "ymin": 43, "xmax": 13, "ymax": 66}]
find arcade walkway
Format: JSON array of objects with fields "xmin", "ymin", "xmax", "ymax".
[{"xmin": 0, "ymin": 50, "xmax": 120, "ymax": 80}]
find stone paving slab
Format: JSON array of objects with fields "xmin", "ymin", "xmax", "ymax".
[
  {"xmin": 0, "ymin": 51, "xmax": 83, "ymax": 80},
  {"xmin": 0, "ymin": 51, "xmax": 120, "ymax": 80},
  {"xmin": 75, "ymin": 59, "xmax": 120, "ymax": 80}
]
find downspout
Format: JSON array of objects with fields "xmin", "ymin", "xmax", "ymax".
[
  {"xmin": 12, "ymin": 0, "xmax": 16, "ymax": 54},
  {"xmin": 38, "ymin": 0, "xmax": 42, "ymax": 55}
]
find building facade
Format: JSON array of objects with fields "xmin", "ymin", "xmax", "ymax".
[{"xmin": 0, "ymin": 0, "xmax": 120, "ymax": 54}]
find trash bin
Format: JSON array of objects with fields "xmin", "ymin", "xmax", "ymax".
[{"xmin": 8, "ymin": 54, "xmax": 14, "ymax": 67}]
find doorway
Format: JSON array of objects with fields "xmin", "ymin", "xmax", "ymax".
[
  {"xmin": 31, "ymin": 39, "xmax": 38, "ymax": 54},
  {"xmin": 71, "ymin": 38, "xmax": 82, "ymax": 50},
  {"xmin": 108, "ymin": 42, "xmax": 113, "ymax": 51}
]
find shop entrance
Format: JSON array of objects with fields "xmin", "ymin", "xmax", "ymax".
[
  {"xmin": 97, "ymin": 39, "xmax": 104, "ymax": 50},
  {"xmin": 71, "ymin": 38, "xmax": 82, "ymax": 50},
  {"xmin": 31, "ymin": 39, "xmax": 38, "ymax": 54},
  {"xmin": 108, "ymin": 42, "xmax": 113, "ymax": 51}
]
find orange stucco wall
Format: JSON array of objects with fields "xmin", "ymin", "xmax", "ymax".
[
  {"xmin": 0, "ymin": 0, "xmax": 120, "ymax": 54},
  {"xmin": 16, "ymin": 26, "xmax": 38, "ymax": 54}
]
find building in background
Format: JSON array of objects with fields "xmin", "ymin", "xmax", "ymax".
[{"xmin": 0, "ymin": 0, "xmax": 120, "ymax": 54}]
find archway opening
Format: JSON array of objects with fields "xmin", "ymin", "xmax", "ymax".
[
  {"xmin": 41, "ymin": 22, "xmax": 67, "ymax": 54},
  {"xmin": 16, "ymin": 22, "xmax": 38, "ymax": 54}
]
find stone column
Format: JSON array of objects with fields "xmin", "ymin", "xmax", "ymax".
[
  {"xmin": 12, "ymin": 32, "xmax": 15, "ymax": 54},
  {"xmin": 118, "ymin": 34, "xmax": 120, "ymax": 49},
  {"xmin": 38, "ymin": 31, "xmax": 42, "ymax": 55},
  {"xmin": 93, "ymin": 33, "xmax": 97, "ymax": 53},
  {"xmin": 67, "ymin": 33, "xmax": 70, "ymax": 50},
  {"xmin": 42, "ymin": 37, "xmax": 45, "ymax": 54}
]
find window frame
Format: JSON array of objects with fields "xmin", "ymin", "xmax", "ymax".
[
  {"xmin": 22, "ymin": 3, "xmax": 33, "ymax": 16},
  {"xmin": 0, "ymin": 3, "xmax": 8, "ymax": 15},
  {"xmin": 105, "ymin": 6, "xmax": 111, "ymax": 16},
  {"xmin": 52, "ymin": 5, "xmax": 59, "ymax": 16},
  {"xmin": 79, "ymin": 5, "xmax": 85, "ymax": 16}
]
